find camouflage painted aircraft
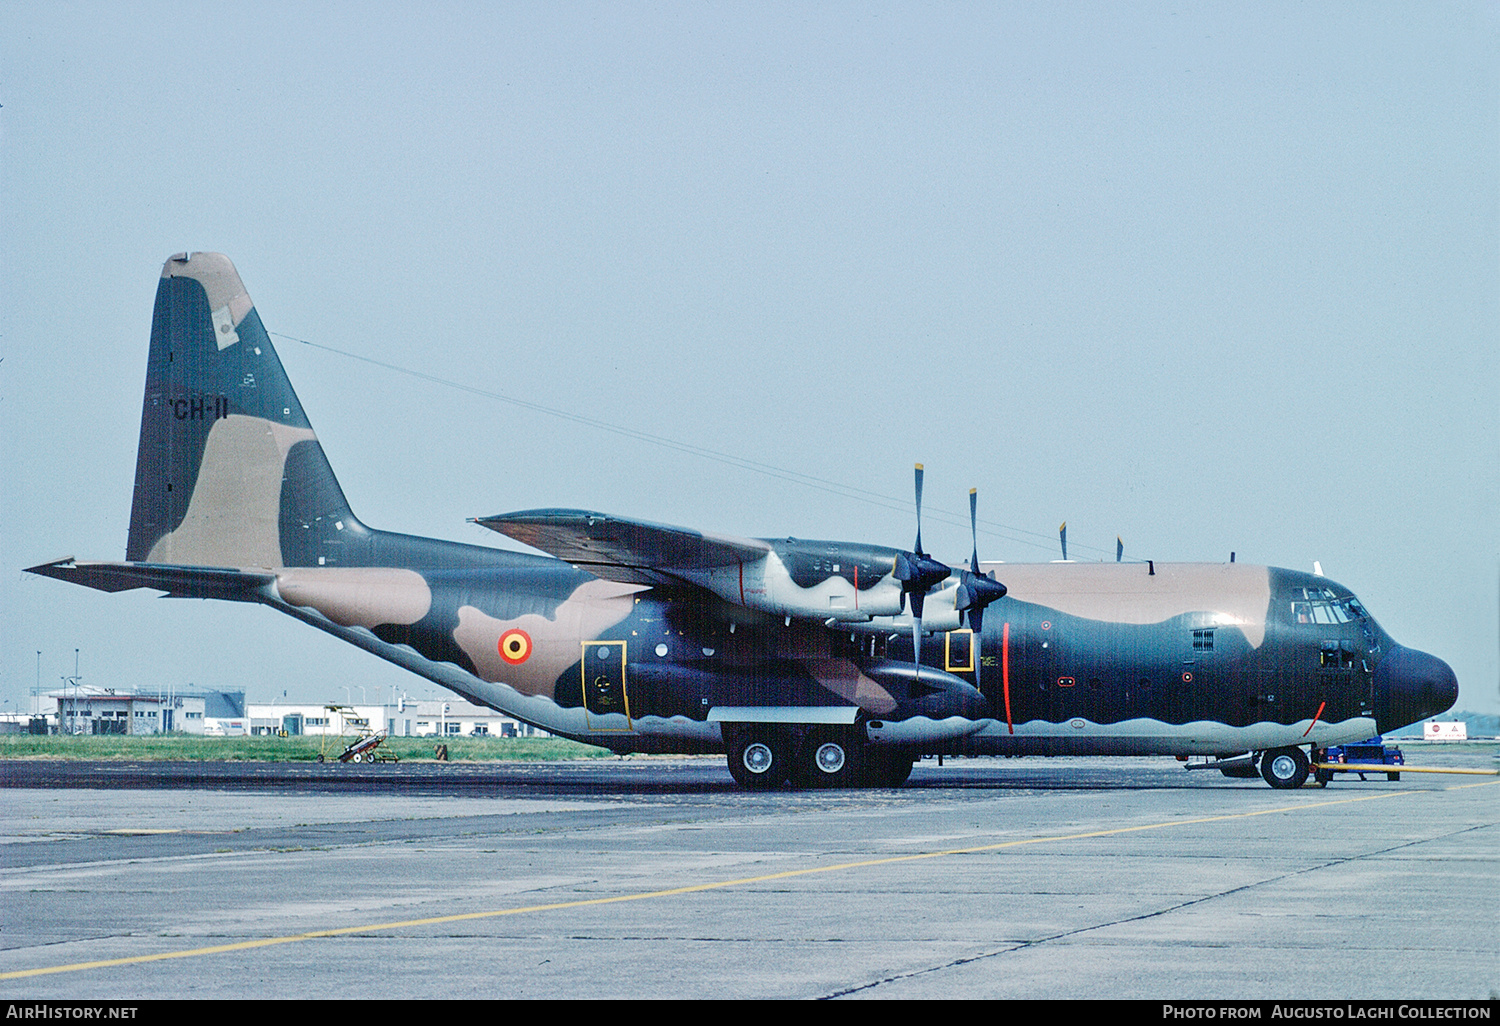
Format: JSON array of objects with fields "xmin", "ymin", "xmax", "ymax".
[{"xmin": 29, "ymin": 253, "xmax": 1458, "ymax": 789}]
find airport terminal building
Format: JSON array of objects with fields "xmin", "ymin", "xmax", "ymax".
[
  {"xmin": 16, "ymin": 690, "xmax": 541, "ymax": 740},
  {"xmin": 31, "ymin": 686, "xmax": 244, "ymax": 735},
  {"xmin": 248, "ymin": 698, "xmax": 545, "ymax": 739}
]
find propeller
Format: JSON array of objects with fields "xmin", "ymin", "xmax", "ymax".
[
  {"xmin": 1059, "ymin": 522, "xmax": 1068, "ymax": 561},
  {"xmin": 892, "ymin": 464, "xmax": 951, "ymax": 668},
  {"xmin": 1116, "ymin": 536, "xmax": 1123, "ymax": 563},
  {"xmin": 954, "ymin": 488, "xmax": 1007, "ymax": 686}
]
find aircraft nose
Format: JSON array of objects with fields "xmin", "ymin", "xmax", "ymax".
[{"xmin": 1374, "ymin": 645, "xmax": 1458, "ymax": 734}]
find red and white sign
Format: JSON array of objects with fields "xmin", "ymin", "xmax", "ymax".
[{"xmin": 1423, "ymin": 721, "xmax": 1467, "ymax": 741}]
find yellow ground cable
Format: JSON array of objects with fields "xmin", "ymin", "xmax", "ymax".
[{"xmin": 1312, "ymin": 763, "xmax": 1499, "ymax": 775}]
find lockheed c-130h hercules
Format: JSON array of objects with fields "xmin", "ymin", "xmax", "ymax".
[{"xmin": 28, "ymin": 253, "xmax": 1458, "ymax": 790}]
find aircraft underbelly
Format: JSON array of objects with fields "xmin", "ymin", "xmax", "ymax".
[{"xmin": 970, "ymin": 715, "xmax": 1377, "ymax": 756}]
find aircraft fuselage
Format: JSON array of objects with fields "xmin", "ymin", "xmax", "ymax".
[
  {"xmin": 29, "ymin": 251, "xmax": 1458, "ymax": 791},
  {"xmin": 235, "ymin": 543, "xmax": 1447, "ymax": 762}
]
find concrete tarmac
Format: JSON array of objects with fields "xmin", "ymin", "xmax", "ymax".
[{"xmin": 1, "ymin": 750, "xmax": 1496, "ymax": 1000}]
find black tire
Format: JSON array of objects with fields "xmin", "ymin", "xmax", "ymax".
[
  {"xmin": 1260, "ymin": 746, "xmax": 1310, "ymax": 789},
  {"xmin": 795, "ymin": 730, "xmax": 862, "ymax": 788},
  {"xmin": 726, "ymin": 730, "xmax": 791, "ymax": 790},
  {"xmin": 1314, "ymin": 767, "xmax": 1334, "ymax": 786},
  {"xmin": 1387, "ymin": 772, "xmax": 1400, "ymax": 781}
]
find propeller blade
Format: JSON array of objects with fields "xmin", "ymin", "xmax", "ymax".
[
  {"xmin": 969, "ymin": 486, "xmax": 983, "ymax": 586},
  {"xmin": 895, "ymin": 464, "xmax": 949, "ymax": 672},
  {"xmin": 1116, "ymin": 536, "xmax": 1123, "ymax": 563},
  {"xmin": 1059, "ymin": 522, "xmax": 1068, "ymax": 561},
  {"xmin": 953, "ymin": 487, "xmax": 1008, "ymax": 688},
  {"xmin": 900, "ymin": 553, "xmax": 947, "ymax": 665},
  {"xmin": 913, "ymin": 463, "xmax": 925, "ymax": 554},
  {"xmin": 893, "ymin": 464, "xmax": 951, "ymax": 595},
  {"xmin": 910, "ymin": 587, "xmax": 926, "ymax": 670}
]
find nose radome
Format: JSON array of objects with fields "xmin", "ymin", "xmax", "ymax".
[{"xmin": 1374, "ymin": 645, "xmax": 1459, "ymax": 734}]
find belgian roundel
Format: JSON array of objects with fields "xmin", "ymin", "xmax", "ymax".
[{"xmin": 498, "ymin": 628, "xmax": 532, "ymax": 665}]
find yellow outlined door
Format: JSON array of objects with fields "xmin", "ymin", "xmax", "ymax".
[
  {"xmin": 945, "ymin": 629, "xmax": 975, "ymax": 674},
  {"xmin": 582, "ymin": 641, "xmax": 633, "ymax": 731}
]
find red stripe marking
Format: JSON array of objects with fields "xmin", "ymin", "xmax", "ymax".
[
  {"xmin": 1003, "ymin": 621, "xmax": 1013, "ymax": 735},
  {"xmin": 1302, "ymin": 700, "xmax": 1327, "ymax": 738}
]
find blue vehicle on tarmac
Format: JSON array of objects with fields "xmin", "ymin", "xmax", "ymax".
[{"xmin": 1314, "ymin": 736, "xmax": 1404, "ymax": 784}]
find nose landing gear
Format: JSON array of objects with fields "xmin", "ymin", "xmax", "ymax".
[{"xmin": 1258, "ymin": 746, "xmax": 1311, "ymax": 789}]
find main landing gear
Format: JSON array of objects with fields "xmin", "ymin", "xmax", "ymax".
[
  {"xmin": 724, "ymin": 726, "xmax": 915, "ymax": 790},
  {"xmin": 727, "ymin": 729, "xmax": 794, "ymax": 790}
]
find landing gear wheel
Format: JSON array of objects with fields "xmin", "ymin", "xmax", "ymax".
[
  {"xmin": 796, "ymin": 730, "xmax": 862, "ymax": 788},
  {"xmin": 1314, "ymin": 767, "xmax": 1334, "ymax": 786},
  {"xmin": 726, "ymin": 731, "xmax": 791, "ymax": 790},
  {"xmin": 1259, "ymin": 746, "xmax": 1310, "ymax": 789}
]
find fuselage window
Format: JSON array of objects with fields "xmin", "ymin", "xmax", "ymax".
[{"xmin": 1319, "ymin": 640, "xmax": 1356, "ymax": 668}]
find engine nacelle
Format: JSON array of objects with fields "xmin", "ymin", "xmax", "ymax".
[{"xmin": 685, "ymin": 541, "xmax": 907, "ymax": 622}]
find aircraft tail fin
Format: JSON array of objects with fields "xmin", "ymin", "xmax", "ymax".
[{"xmin": 125, "ymin": 252, "xmax": 364, "ymax": 568}]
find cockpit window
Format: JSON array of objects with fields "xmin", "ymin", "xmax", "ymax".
[{"xmin": 1288, "ymin": 587, "xmax": 1364, "ymax": 625}]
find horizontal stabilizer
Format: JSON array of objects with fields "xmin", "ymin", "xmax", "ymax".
[
  {"xmin": 473, "ymin": 509, "xmax": 770, "ymax": 585},
  {"xmin": 25, "ymin": 558, "xmax": 274, "ymax": 600}
]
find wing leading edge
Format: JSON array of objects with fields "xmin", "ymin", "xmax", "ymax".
[{"xmin": 472, "ymin": 508, "xmax": 771, "ymax": 587}]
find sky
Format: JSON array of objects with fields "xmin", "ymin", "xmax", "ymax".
[{"xmin": 2, "ymin": 2, "xmax": 1496, "ymax": 716}]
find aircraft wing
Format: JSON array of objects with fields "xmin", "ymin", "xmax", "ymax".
[{"xmin": 472, "ymin": 509, "xmax": 772, "ymax": 587}]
